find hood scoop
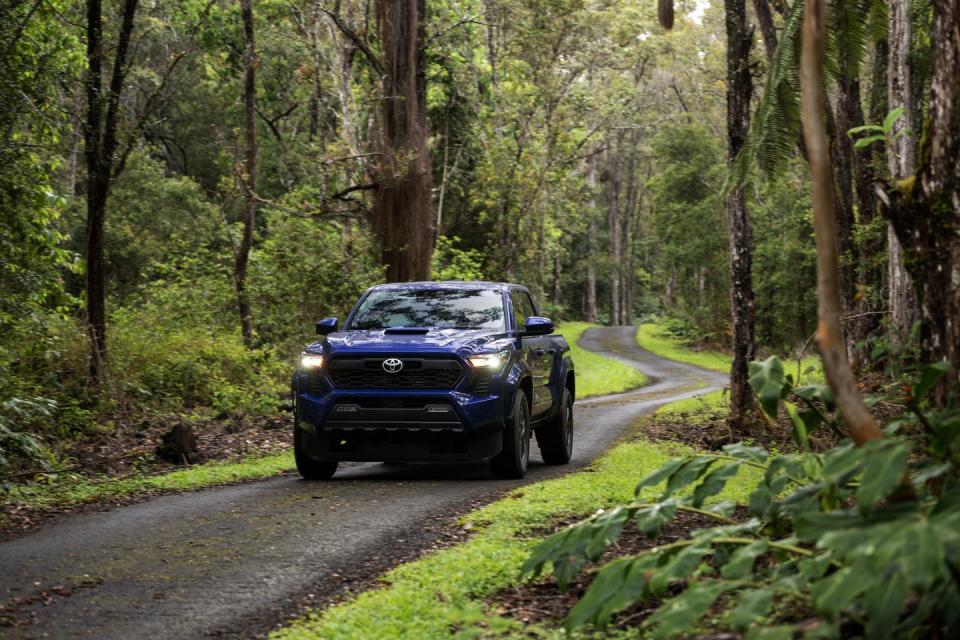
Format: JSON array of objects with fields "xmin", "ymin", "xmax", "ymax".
[{"xmin": 383, "ymin": 327, "xmax": 431, "ymax": 335}]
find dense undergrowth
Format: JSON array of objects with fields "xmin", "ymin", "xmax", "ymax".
[{"xmin": 523, "ymin": 358, "xmax": 960, "ymax": 638}]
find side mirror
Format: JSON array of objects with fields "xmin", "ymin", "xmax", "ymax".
[
  {"xmin": 524, "ymin": 316, "xmax": 554, "ymax": 336},
  {"xmin": 316, "ymin": 317, "xmax": 339, "ymax": 335}
]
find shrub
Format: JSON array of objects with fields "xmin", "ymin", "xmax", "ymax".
[{"xmin": 523, "ymin": 357, "xmax": 960, "ymax": 638}]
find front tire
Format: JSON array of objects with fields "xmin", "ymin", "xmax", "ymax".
[
  {"xmin": 536, "ymin": 387, "xmax": 573, "ymax": 465},
  {"xmin": 294, "ymin": 423, "xmax": 338, "ymax": 480},
  {"xmin": 490, "ymin": 393, "xmax": 531, "ymax": 478}
]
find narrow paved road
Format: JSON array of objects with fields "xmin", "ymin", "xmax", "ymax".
[{"xmin": 0, "ymin": 327, "xmax": 725, "ymax": 639}]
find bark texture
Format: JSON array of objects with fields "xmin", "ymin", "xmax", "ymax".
[
  {"xmin": 724, "ymin": 0, "xmax": 757, "ymax": 427},
  {"xmin": 884, "ymin": 0, "xmax": 960, "ymax": 401},
  {"xmin": 886, "ymin": 0, "xmax": 917, "ymax": 341},
  {"xmin": 83, "ymin": 0, "xmax": 139, "ymax": 382},
  {"xmin": 235, "ymin": 0, "xmax": 257, "ymax": 346},
  {"xmin": 800, "ymin": 0, "xmax": 882, "ymax": 445},
  {"xmin": 375, "ymin": 0, "xmax": 434, "ymax": 282}
]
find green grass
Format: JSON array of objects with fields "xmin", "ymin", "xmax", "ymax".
[
  {"xmin": 272, "ymin": 428, "xmax": 760, "ymax": 639},
  {"xmin": 636, "ymin": 322, "xmax": 824, "ymax": 383},
  {"xmin": 2, "ymin": 451, "xmax": 295, "ymax": 515},
  {"xmin": 655, "ymin": 389, "xmax": 727, "ymax": 425},
  {"xmin": 635, "ymin": 323, "xmax": 731, "ymax": 372},
  {"xmin": 559, "ymin": 322, "xmax": 648, "ymax": 398}
]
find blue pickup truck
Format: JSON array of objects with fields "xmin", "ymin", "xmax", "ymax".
[{"xmin": 292, "ymin": 282, "xmax": 576, "ymax": 479}]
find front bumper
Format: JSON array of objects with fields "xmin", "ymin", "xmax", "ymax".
[{"xmin": 294, "ymin": 374, "xmax": 510, "ymax": 463}]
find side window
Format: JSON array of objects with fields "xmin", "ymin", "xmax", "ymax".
[
  {"xmin": 521, "ymin": 291, "xmax": 538, "ymax": 317},
  {"xmin": 510, "ymin": 291, "xmax": 528, "ymax": 330}
]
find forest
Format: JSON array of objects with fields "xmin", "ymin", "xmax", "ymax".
[{"xmin": 2, "ymin": 0, "xmax": 960, "ymax": 637}]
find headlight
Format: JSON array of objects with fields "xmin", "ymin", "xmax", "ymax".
[
  {"xmin": 468, "ymin": 350, "xmax": 509, "ymax": 370},
  {"xmin": 301, "ymin": 354, "xmax": 325, "ymax": 369}
]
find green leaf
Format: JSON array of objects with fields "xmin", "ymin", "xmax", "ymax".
[
  {"xmin": 864, "ymin": 570, "xmax": 908, "ymax": 639},
  {"xmin": 520, "ymin": 506, "xmax": 632, "ymax": 588},
  {"xmin": 847, "ymin": 123, "xmax": 884, "ymax": 137},
  {"xmin": 784, "ymin": 401, "xmax": 809, "ymax": 450},
  {"xmin": 663, "ymin": 456, "xmax": 716, "ymax": 499},
  {"xmin": 645, "ymin": 581, "xmax": 733, "ymax": 640},
  {"xmin": 914, "ymin": 362, "xmax": 949, "ymax": 399},
  {"xmin": 749, "ymin": 483, "xmax": 774, "ymax": 517},
  {"xmin": 692, "ymin": 462, "xmax": 741, "ymax": 507},
  {"xmin": 793, "ymin": 384, "xmax": 835, "ymax": 410},
  {"xmin": 635, "ymin": 458, "xmax": 687, "ymax": 496},
  {"xmin": 797, "ymin": 553, "xmax": 832, "ymax": 580},
  {"xmin": 856, "ymin": 440, "xmax": 909, "ymax": 509},
  {"xmin": 721, "ymin": 538, "xmax": 769, "ymax": 579},
  {"xmin": 564, "ymin": 554, "xmax": 659, "ymax": 629},
  {"xmin": 749, "ymin": 356, "xmax": 787, "ymax": 419},
  {"xmin": 811, "ymin": 566, "xmax": 869, "ymax": 616},
  {"xmin": 723, "ymin": 442, "xmax": 769, "ymax": 465},
  {"xmin": 854, "ymin": 134, "xmax": 886, "ymax": 149},
  {"xmin": 649, "ymin": 541, "xmax": 711, "ymax": 596},
  {"xmin": 745, "ymin": 625, "xmax": 795, "ymax": 640},
  {"xmin": 882, "ymin": 106, "xmax": 905, "ymax": 133},
  {"xmin": 634, "ymin": 500, "xmax": 678, "ymax": 535},
  {"xmin": 730, "ymin": 588, "xmax": 774, "ymax": 631}
]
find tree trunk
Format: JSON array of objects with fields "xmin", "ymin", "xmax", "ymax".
[
  {"xmin": 235, "ymin": 0, "xmax": 256, "ymax": 346},
  {"xmin": 725, "ymin": 0, "xmax": 757, "ymax": 428},
  {"xmin": 375, "ymin": 0, "xmax": 434, "ymax": 282},
  {"xmin": 800, "ymin": 0, "xmax": 882, "ymax": 445},
  {"xmin": 751, "ymin": 0, "xmax": 778, "ymax": 62},
  {"xmin": 607, "ymin": 152, "xmax": 622, "ymax": 327},
  {"xmin": 884, "ymin": 0, "xmax": 960, "ymax": 402},
  {"xmin": 585, "ymin": 158, "xmax": 598, "ymax": 323},
  {"xmin": 886, "ymin": 0, "xmax": 917, "ymax": 342},
  {"xmin": 83, "ymin": 0, "xmax": 139, "ymax": 383}
]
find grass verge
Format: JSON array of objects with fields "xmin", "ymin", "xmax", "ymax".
[
  {"xmin": 636, "ymin": 322, "xmax": 823, "ymax": 382},
  {"xmin": 1, "ymin": 451, "xmax": 294, "ymax": 518},
  {"xmin": 272, "ymin": 422, "xmax": 760, "ymax": 639},
  {"xmin": 559, "ymin": 322, "xmax": 647, "ymax": 397}
]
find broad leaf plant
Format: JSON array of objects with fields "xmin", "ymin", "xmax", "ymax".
[{"xmin": 522, "ymin": 358, "xmax": 960, "ymax": 638}]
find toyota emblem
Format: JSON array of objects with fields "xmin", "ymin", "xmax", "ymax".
[{"xmin": 382, "ymin": 358, "xmax": 404, "ymax": 373}]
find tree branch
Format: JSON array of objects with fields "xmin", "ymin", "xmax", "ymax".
[
  {"xmin": 321, "ymin": 1, "xmax": 384, "ymax": 75},
  {"xmin": 800, "ymin": 0, "xmax": 882, "ymax": 445}
]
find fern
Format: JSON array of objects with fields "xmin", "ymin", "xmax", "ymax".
[{"xmin": 728, "ymin": 0, "xmax": 804, "ymax": 188}]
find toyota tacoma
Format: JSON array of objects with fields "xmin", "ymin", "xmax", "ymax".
[{"xmin": 292, "ymin": 282, "xmax": 576, "ymax": 479}]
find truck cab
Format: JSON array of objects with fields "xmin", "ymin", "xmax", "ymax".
[{"xmin": 292, "ymin": 282, "xmax": 576, "ymax": 479}]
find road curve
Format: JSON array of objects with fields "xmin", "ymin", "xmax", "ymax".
[{"xmin": 0, "ymin": 327, "xmax": 726, "ymax": 639}]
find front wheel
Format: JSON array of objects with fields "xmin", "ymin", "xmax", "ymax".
[
  {"xmin": 490, "ymin": 393, "xmax": 531, "ymax": 478},
  {"xmin": 294, "ymin": 423, "xmax": 338, "ymax": 480},
  {"xmin": 536, "ymin": 387, "xmax": 573, "ymax": 465}
]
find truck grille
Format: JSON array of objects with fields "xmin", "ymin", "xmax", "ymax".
[{"xmin": 328, "ymin": 357, "xmax": 464, "ymax": 389}]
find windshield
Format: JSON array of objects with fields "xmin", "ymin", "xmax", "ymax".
[{"xmin": 348, "ymin": 288, "xmax": 506, "ymax": 330}]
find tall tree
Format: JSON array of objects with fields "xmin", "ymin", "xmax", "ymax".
[
  {"xmin": 375, "ymin": 0, "xmax": 434, "ymax": 281},
  {"xmin": 84, "ymin": 0, "xmax": 139, "ymax": 382},
  {"xmin": 235, "ymin": 0, "xmax": 257, "ymax": 345},
  {"xmin": 883, "ymin": 0, "xmax": 960, "ymax": 402},
  {"xmin": 724, "ymin": 0, "xmax": 757, "ymax": 427},
  {"xmin": 886, "ymin": 0, "xmax": 917, "ymax": 342}
]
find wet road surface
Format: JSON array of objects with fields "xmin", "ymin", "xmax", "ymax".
[{"xmin": 0, "ymin": 326, "xmax": 725, "ymax": 639}]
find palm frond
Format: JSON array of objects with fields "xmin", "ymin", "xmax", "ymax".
[{"xmin": 728, "ymin": 0, "xmax": 804, "ymax": 188}]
